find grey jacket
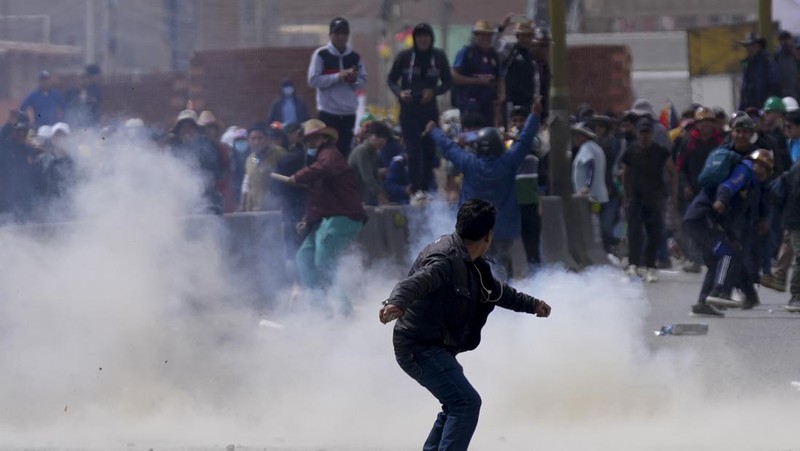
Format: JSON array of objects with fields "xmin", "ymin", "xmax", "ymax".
[{"xmin": 307, "ymin": 42, "xmax": 367, "ymax": 115}]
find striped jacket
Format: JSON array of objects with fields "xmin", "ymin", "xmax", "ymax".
[{"xmin": 307, "ymin": 42, "xmax": 367, "ymax": 115}]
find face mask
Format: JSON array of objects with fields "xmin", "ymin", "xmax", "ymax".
[
  {"xmin": 307, "ymin": 147, "xmax": 318, "ymax": 158},
  {"xmin": 234, "ymin": 140, "xmax": 248, "ymax": 153},
  {"xmin": 282, "ymin": 86, "xmax": 295, "ymax": 96}
]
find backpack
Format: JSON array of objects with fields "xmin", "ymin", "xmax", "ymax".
[{"xmin": 698, "ymin": 147, "xmax": 742, "ymax": 189}]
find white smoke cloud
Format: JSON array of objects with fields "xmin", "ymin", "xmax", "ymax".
[{"xmin": 0, "ymin": 132, "xmax": 796, "ymax": 450}]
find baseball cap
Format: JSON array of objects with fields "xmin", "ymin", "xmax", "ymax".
[
  {"xmin": 732, "ymin": 115, "xmax": 756, "ymax": 130},
  {"xmin": 330, "ymin": 17, "xmax": 350, "ymax": 34}
]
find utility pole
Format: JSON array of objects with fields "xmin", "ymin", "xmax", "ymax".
[
  {"xmin": 255, "ymin": 0, "xmax": 265, "ymax": 46},
  {"xmin": 85, "ymin": 0, "xmax": 96, "ymax": 64},
  {"xmin": 759, "ymin": 0, "xmax": 772, "ymax": 48},
  {"xmin": 441, "ymin": 0, "xmax": 452, "ymax": 54},
  {"xmin": 548, "ymin": 0, "xmax": 571, "ymax": 197}
]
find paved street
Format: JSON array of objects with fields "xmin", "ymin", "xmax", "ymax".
[{"xmin": 643, "ymin": 268, "xmax": 800, "ymax": 387}]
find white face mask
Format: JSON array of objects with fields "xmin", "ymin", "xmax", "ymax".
[
  {"xmin": 307, "ymin": 147, "xmax": 318, "ymax": 158},
  {"xmin": 282, "ymin": 86, "xmax": 295, "ymax": 96}
]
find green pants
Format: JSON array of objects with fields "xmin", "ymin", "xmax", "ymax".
[{"xmin": 296, "ymin": 216, "xmax": 363, "ymax": 289}]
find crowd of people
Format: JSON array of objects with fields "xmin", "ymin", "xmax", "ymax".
[
  {"xmin": 3, "ymin": 16, "xmax": 800, "ymax": 317},
  {"xmin": 4, "ymin": 13, "xmax": 800, "ymax": 451}
]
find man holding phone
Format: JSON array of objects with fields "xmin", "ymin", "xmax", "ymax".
[{"xmin": 307, "ymin": 17, "xmax": 367, "ymax": 158}]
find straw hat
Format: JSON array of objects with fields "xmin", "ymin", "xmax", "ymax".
[
  {"xmin": 694, "ymin": 106, "xmax": 716, "ymax": 122},
  {"xmin": 197, "ymin": 110, "xmax": 218, "ymax": 127},
  {"xmin": 302, "ymin": 119, "xmax": 339, "ymax": 141},
  {"xmin": 514, "ymin": 20, "xmax": 534, "ymax": 35},
  {"xmin": 571, "ymin": 122, "xmax": 597, "ymax": 140},
  {"xmin": 172, "ymin": 109, "xmax": 199, "ymax": 133},
  {"xmin": 472, "ymin": 20, "xmax": 495, "ymax": 35}
]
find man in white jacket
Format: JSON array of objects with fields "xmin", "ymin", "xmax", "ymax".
[{"xmin": 307, "ymin": 17, "xmax": 367, "ymax": 158}]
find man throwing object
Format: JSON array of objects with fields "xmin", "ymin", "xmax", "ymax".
[{"xmin": 379, "ymin": 199, "xmax": 551, "ymax": 450}]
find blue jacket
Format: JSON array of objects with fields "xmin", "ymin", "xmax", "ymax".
[
  {"xmin": 384, "ymin": 155, "xmax": 410, "ymax": 204},
  {"xmin": 431, "ymin": 113, "xmax": 540, "ymax": 240},
  {"xmin": 739, "ymin": 50, "xmax": 780, "ymax": 110},
  {"xmin": 684, "ymin": 160, "xmax": 762, "ymax": 241}
]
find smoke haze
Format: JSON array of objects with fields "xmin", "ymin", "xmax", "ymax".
[{"xmin": 0, "ymin": 132, "xmax": 796, "ymax": 450}]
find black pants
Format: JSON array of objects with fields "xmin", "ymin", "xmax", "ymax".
[
  {"xmin": 400, "ymin": 107, "xmax": 439, "ymax": 192},
  {"xmin": 520, "ymin": 203, "xmax": 541, "ymax": 267},
  {"xmin": 684, "ymin": 218, "xmax": 755, "ymax": 302},
  {"xmin": 627, "ymin": 200, "xmax": 663, "ymax": 268},
  {"xmin": 318, "ymin": 111, "xmax": 356, "ymax": 158}
]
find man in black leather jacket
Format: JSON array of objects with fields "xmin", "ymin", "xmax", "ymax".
[{"xmin": 379, "ymin": 198, "xmax": 551, "ymax": 451}]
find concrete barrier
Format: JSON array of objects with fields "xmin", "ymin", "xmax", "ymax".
[
  {"xmin": 563, "ymin": 196, "xmax": 609, "ymax": 267},
  {"xmin": 359, "ymin": 205, "xmax": 410, "ymax": 267},
  {"xmin": 224, "ymin": 211, "xmax": 288, "ymax": 308},
  {"xmin": 539, "ymin": 196, "xmax": 579, "ymax": 270}
]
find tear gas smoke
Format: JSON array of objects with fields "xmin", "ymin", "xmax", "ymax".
[{"xmin": 0, "ymin": 131, "xmax": 796, "ymax": 450}]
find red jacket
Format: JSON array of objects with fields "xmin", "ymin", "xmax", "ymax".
[{"xmin": 293, "ymin": 145, "xmax": 367, "ymax": 225}]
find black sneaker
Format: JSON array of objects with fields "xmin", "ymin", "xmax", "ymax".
[
  {"xmin": 786, "ymin": 295, "xmax": 800, "ymax": 312},
  {"xmin": 705, "ymin": 289, "xmax": 741, "ymax": 308},
  {"xmin": 691, "ymin": 301, "xmax": 725, "ymax": 317},
  {"xmin": 741, "ymin": 291, "xmax": 760, "ymax": 310}
]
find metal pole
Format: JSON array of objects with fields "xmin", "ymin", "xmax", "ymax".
[
  {"xmin": 441, "ymin": 0, "xmax": 451, "ymax": 53},
  {"xmin": 85, "ymin": 0, "xmax": 95, "ymax": 64},
  {"xmin": 759, "ymin": 0, "xmax": 772, "ymax": 49},
  {"xmin": 255, "ymin": 0, "xmax": 264, "ymax": 46},
  {"xmin": 101, "ymin": 0, "xmax": 110, "ymax": 74},
  {"xmin": 548, "ymin": 0, "xmax": 571, "ymax": 198}
]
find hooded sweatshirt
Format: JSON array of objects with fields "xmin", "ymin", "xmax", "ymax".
[
  {"xmin": 307, "ymin": 42, "xmax": 367, "ymax": 115},
  {"xmin": 387, "ymin": 23, "xmax": 452, "ymax": 111}
]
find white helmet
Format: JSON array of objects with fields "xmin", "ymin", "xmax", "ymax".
[{"xmin": 783, "ymin": 96, "xmax": 799, "ymax": 112}]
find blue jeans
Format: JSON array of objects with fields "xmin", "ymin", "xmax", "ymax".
[
  {"xmin": 396, "ymin": 348, "xmax": 481, "ymax": 451},
  {"xmin": 296, "ymin": 216, "xmax": 363, "ymax": 289}
]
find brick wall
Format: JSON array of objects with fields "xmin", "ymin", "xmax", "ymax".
[
  {"xmin": 70, "ymin": 47, "xmax": 314, "ymax": 131},
  {"xmin": 567, "ymin": 45, "xmax": 633, "ymax": 115},
  {"xmin": 56, "ymin": 44, "xmax": 629, "ymax": 130},
  {"xmin": 95, "ymin": 73, "xmax": 189, "ymax": 128},
  {"xmin": 189, "ymin": 46, "xmax": 316, "ymax": 129}
]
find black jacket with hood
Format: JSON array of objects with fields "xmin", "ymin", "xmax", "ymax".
[
  {"xmin": 387, "ymin": 232, "xmax": 541, "ymax": 355},
  {"xmin": 387, "ymin": 23, "xmax": 452, "ymax": 111}
]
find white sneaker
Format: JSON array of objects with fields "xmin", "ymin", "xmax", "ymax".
[
  {"xmin": 644, "ymin": 268, "xmax": 659, "ymax": 283},
  {"xmin": 410, "ymin": 191, "xmax": 431, "ymax": 206},
  {"xmin": 625, "ymin": 265, "xmax": 638, "ymax": 277}
]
